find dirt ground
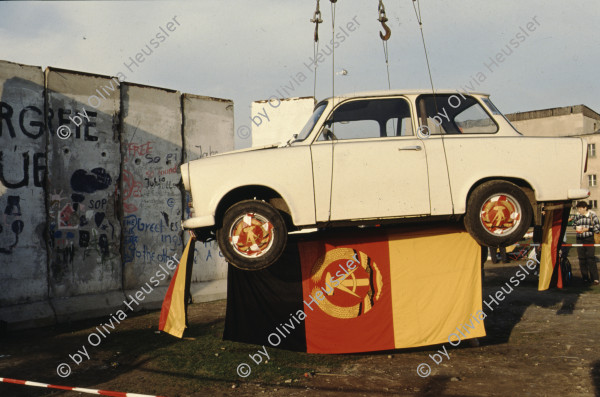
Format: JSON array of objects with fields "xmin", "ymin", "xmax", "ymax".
[{"xmin": 1, "ymin": 249, "xmax": 599, "ymax": 397}]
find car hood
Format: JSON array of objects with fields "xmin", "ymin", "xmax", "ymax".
[{"xmin": 208, "ymin": 143, "xmax": 282, "ymax": 157}]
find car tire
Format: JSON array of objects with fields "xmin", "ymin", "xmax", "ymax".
[
  {"xmin": 464, "ymin": 181, "xmax": 532, "ymax": 247},
  {"xmin": 216, "ymin": 200, "xmax": 287, "ymax": 271}
]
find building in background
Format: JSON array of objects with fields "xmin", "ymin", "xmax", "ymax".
[{"xmin": 506, "ymin": 105, "xmax": 600, "ymax": 210}]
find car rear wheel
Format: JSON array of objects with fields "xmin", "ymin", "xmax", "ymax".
[
  {"xmin": 216, "ymin": 200, "xmax": 287, "ymax": 271},
  {"xmin": 464, "ymin": 181, "xmax": 532, "ymax": 247}
]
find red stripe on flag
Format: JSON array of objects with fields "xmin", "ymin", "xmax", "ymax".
[
  {"xmin": 158, "ymin": 264, "xmax": 180, "ymax": 331},
  {"xmin": 550, "ymin": 209, "xmax": 563, "ymax": 288}
]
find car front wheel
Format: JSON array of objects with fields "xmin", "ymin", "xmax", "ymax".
[
  {"xmin": 216, "ymin": 200, "xmax": 287, "ymax": 271},
  {"xmin": 464, "ymin": 181, "xmax": 532, "ymax": 247}
]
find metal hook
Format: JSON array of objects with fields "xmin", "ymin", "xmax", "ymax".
[
  {"xmin": 378, "ymin": 1, "xmax": 391, "ymax": 41},
  {"xmin": 379, "ymin": 17, "xmax": 391, "ymax": 41}
]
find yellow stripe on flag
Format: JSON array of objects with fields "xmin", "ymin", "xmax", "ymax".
[
  {"xmin": 159, "ymin": 236, "xmax": 195, "ymax": 338},
  {"xmin": 387, "ymin": 227, "xmax": 485, "ymax": 348},
  {"xmin": 539, "ymin": 209, "xmax": 556, "ymax": 291}
]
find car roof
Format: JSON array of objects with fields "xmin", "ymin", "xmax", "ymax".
[{"xmin": 322, "ymin": 89, "xmax": 490, "ymax": 102}]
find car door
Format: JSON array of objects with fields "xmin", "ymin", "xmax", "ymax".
[
  {"xmin": 415, "ymin": 94, "xmax": 503, "ymax": 215},
  {"xmin": 314, "ymin": 97, "xmax": 431, "ymax": 222}
]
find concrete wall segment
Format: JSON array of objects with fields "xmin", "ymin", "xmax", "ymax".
[
  {"xmin": 45, "ymin": 68, "xmax": 122, "ymax": 298},
  {"xmin": 0, "ymin": 60, "xmax": 233, "ymax": 329},
  {"xmin": 182, "ymin": 94, "xmax": 234, "ymax": 284},
  {"xmin": 120, "ymin": 83, "xmax": 183, "ymax": 290},
  {"xmin": 0, "ymin": 60, "xmax": 48, "ymax": 306}
]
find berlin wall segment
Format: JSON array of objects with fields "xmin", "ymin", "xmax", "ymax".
[
  {"xmin": 0, "ymin": 17, "xmax": 233, "ymax": 326},
  {"xmin": 121, "ymin": 84, "xmax": 184, "ymax": 291},
  {"xmin": 0, "ymin": 62, "xmax": 234, "ymax": 328},
  {"xmin": 0, "ymin": 62, "xmax": 48, "ymax": 314},
  {"xmin": 182, "ymin": 94, "xmax": 234, "ymax": 283},
  {"xmin": 46, "ymin": 70, "xmax": 123, "ymax": 300}
]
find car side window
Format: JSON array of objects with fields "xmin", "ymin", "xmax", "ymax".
[
  {"xmin": 416, "ymin": 94, "xmax": 498, "ymax": 135},
  {"xmin": 318, "ymin": 98, "xmax": 413, "ymax": 141}
]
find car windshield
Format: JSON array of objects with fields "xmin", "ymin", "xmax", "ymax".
[{"xmin": 295, "ymin": 102, "xmax": 328, "ymax": 142}]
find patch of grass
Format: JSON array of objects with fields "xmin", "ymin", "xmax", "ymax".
[{"xmin": 109, "ymin": 317, "xmax": 356, "ymax": 388}]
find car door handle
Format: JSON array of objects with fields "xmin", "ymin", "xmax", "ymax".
[{"xmin": 398, "ymin": 145, "xmax": 422, "ymax": 151}]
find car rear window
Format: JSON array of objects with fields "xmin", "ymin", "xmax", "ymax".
[{"xmin": 416, "ymin": 94, "xmax": 498, "ymax": 135}]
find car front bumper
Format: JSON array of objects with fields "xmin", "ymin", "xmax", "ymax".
[{"xmin": 181, "ymin": 215, "xmax": 215, "ymax": 230}]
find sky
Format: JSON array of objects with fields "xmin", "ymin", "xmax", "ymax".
[{"xmin": 1, "ymin": 0, "xmax": 599, "ymax": 148}]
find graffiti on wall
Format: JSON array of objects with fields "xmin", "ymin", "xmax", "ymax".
[
  {"xmin": 48, "ymin": 166, "xmax": 119, "ymax": 279},
  {"xmin": 1, "ymin": 67, "xmax": 232, "ymax": 313},
  {"xmin": 0, "ymin": 196, "xmax": 25, "ymax": 254},
  {"xmin": 122, "ymin": 137, "xmax": 183, "ymax": 267},
  {"xmin": 1, "ymin": 102, "xmax": 99, "ymax": 141}
]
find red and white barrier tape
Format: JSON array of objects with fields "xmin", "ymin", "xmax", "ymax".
[
  {"xmin": 0, "ymin": 377, "xmax": 164, "ymax": 397},
  {"xmin": 511, "ymin": 243, "xmax": 600, "ymax": 247}
]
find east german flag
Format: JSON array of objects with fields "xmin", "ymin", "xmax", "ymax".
[
  {"xmin": 224, "ymin": 225, "xmax": 485, "ymax": 353},
  {"xmin": 159, "ymin": 235, "xmax": 196, "ymax": 338},
  {"xmin": 539, "ymin": 206, "xmax": 570, "ymax": 290}
]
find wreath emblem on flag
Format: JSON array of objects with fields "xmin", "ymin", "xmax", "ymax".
[{"xmin": 309, "ymin": 248, "xmax": 383, "ymax": 319}]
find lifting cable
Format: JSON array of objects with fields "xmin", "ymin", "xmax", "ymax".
[
  {"xmin": 330, "ymin": 0, "xmax": 337, "ymax": 105},
  {"xmin": 310, "ymin": 0, "xmax": 323, "ymax": 100},
  {"xmin": 410, "ymin": 0, "xmax": 453, "ymax": 211},
  {"xmin": 327, "ymin": 0, "xmax": 337, "ymax": 223},
  {"xmin": 411, "ymin": 0, "xmax": 435, "ymax": 95}
]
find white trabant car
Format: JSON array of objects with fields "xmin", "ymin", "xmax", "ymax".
[{"xmin": 181, "ymin": 90, "xmax": 589, "ymax": 270}]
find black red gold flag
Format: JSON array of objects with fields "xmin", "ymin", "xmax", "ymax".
[{"xmin": 225, "ymin": 225, "xmax": 485, "ymax": 353}]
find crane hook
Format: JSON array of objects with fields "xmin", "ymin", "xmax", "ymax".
[
  {"xmin": 378, "ymin": 1, "xmax": 391, "ymax": 41},
  {"xmin": 379, "ymin": 17, "xmax": 391, "ymax": 41}
]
